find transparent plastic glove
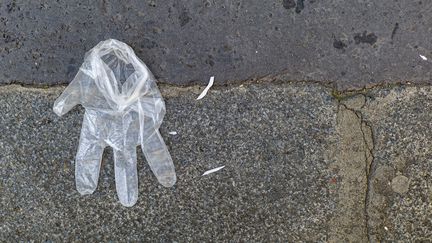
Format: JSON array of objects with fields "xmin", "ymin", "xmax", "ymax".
[{"xmin": 53, "ymin": 39, "xmax": 176, "ymax": 207}]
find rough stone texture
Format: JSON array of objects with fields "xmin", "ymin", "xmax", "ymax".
[
  {"xmin": 1, "ymin": 83, "xmax": 347, "ymax": 241},
  {"xmin": 348, "ymin": 87, "xmax": 432, "ymax": 242},
  {"xmin": 1, "ymin": 0, "xmax": 432, "ymax": 89},
  {"xmin": 2, "ymin": 82, "xmax": 432, "ymax": 241}
]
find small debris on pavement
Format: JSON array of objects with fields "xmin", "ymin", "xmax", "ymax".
[
  {"xmin": 202, "ymin": 165, "xmax": 225, "ymax": 176},
  {"xmin": 419, "ymin": 54, "xmax": 428, "ymax": 61},
  {"xmin": 168, "ymin": 131, "xmax": 178, "ymax": 135},
  {"xmin": 196, "ymin": 76, "xmax": 214, "ymax": 100}
]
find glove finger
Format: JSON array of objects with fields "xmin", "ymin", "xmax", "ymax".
[
  {"xmin": 53, "ymin": 71, "xmax": 87, "ymax": 116},
  {"xmin": 114, "ymin": 147, "xmax": 138, "ymax": 207},
  {"xmin": 142, "ymin": 130, "xmax": 176, "ymax": 187},
  {"xmin": 75, "ymin": 136, "xmax": 105, "ymax": 195}
]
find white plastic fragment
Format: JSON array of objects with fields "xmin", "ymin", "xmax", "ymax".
[
  {"xmin": 168, "ymin": 131, "xmax": 178, "ymax": 135},
  {"xmin": 196, "ymin": 76, "xmax": 214, "ymax": 100},
  {"xmin": 419, "ymin": 54, "xmax": 428, "ymax": 61},
  {"xmin": 202, "ymin": 165, "xmax": 225, "ymax": 176},
  {"xmin": 53, "ymin": 39, "xmax": 176, "ymax": 207}
]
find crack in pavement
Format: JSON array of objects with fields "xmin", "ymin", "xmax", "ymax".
[
  {"xmin": 330, "ymin": 93, "xmax": 376, "ymax": 242},
  {"xmin": 359, "ymin": 115, "xmax": 376, "ymax": 243},
  {"xmin": 341, "ymin": 99, "xmax": 376, "ymax": 242}
]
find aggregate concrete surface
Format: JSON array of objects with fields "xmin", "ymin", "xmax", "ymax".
[
  {"xmin": 1, "ymin": 82, "xmax": 431, "ymax": 241},
  {"xmin": 1, "ymin": 0, "xmax": 432, "ymax": 89},
  {"xmin": 1, "ymin": 83, "xmax": 341, "ymax": 241},
  {"xmin": 355, "ymin": 86, "xmax": 432, "ymax": 242}
]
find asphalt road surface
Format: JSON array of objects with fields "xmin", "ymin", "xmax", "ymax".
[{"xmin": 1, "ymin": 0, "xmax": 431, "ymax": 89}]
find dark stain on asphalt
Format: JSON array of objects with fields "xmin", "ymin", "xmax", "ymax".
[
  {"xmin": 282, "ymin": 0, "xmax": 296, "ymax": 9},
  {"xmin": 391, "ymin": 23, "xmax": 399, "ymax": 40},
  {"xmin": 354, "ymin": 31, "xmax": 378, "ymax": 45},
  {"xmin": 295, "ymin": 0, "xmax": 305, "ymax": 13},
  {"xmin": 333, "ymin": 39, "xmax": 347, "ymax": 50},
  {"xmin": 179, "ymin": 10, "xmax": 191, "ymax": 27}
]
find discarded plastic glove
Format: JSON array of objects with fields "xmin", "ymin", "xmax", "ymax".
[{"xmin": 53, "ymin": 39, "xmax": 176, "ymax": 207}]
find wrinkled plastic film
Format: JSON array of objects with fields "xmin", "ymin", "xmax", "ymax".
[{"xmin": 53, "ymin": 39, "xmax": 176, "ymax": 207}]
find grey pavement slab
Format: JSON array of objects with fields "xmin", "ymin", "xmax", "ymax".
[
  {"xmin": 350, "ymin": 86, "xmax": 432, "ymax": 242},
  {"xmin": 1, "ymin": 0, "xmax": 432, "ymax": 89},
  {"xmin": 1, "ymin": 82, "xmax": 431, "ymax": 241},
  {"xmin": 1, "ymin": 83, "xmax": 347, "ymax": 241}
]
